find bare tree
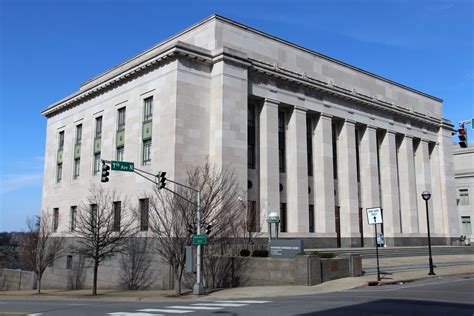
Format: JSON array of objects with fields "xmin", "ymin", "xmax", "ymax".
[
  {"xmin": 148, "ymin": 161, "xmax": 247, "ymax": 294},
  {"xmin": 20, "ymin": 215, "xmax": 64, "ymax": 294},
  {"xmin": 67, "ymin": 255, "xmax": 86, "ymax": 290},
  {"xmin": 71, "ymin": 185, "xmax": 137, "ymax": 295},
  {"xmin": 119, "ymin": 237, "xmax": 155, "ymax": 290}
]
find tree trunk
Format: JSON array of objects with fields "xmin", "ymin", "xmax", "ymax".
[
  {"xmin": 37, "ymin": 276, "xmax": 41, "ymax": 294},
  {"xmin": 92, "ymin": 261, "xmax": 99, "ymax": 295},
  {"xmin": 174, "ymin": 269, "xmax": 181, "ymax": 295}
]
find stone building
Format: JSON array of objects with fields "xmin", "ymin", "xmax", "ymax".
[
  {"xmin": 41, "ymin": 14, "xmax": 460, "ymax": 253},
  {"xmin": 453, "ymin": 144, "xmax": 474, "ymax": 242}
]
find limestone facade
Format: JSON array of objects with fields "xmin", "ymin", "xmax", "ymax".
[
  {"xmin": 41, "ymin": 14, "xmax": 460, "ymax": 248},
  {"xmin": 453, "ymin": 144, "xmax": 474, "ymax": 242}
]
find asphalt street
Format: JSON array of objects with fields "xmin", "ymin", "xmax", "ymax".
[{"xmin": 0, "ymin": 276, "xmax": 472, "ymax": 316}]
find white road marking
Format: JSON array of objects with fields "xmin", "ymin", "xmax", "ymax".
[
  {"xmin": 109, "ymin": 313, "xmax": 162, "ymax": 316},
  {"xmin": 29, "ymin": 314, "xmax": 43, "ymax": 316},
  {"xmin": 192, "ymin": 303, "xmax": 248, "ymax": 307},
  {"xmin": 211, "ymin": 300, "xmax": 271, "ymax": 304},
  {"xmin": 138, "ymin": 309, "xmax": 193, "ymax": 313},
  {"xmin": 167, "ymin": 306, "xmax": 222, "ymax": 310}
]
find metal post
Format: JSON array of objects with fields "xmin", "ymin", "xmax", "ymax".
[
  {"xmin": 425, "ymin": 199, "xmax": 435, "ymax": 275},
  {"xmin": 193, "ymin": 191, "xmax": 205, "ymax": 294},
  {"xmin": 374, "ymin": 217, "xmax": 381, "ymax": 282}
]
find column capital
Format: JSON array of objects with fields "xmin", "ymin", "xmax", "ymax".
[
  {"xmin": 344, "ymin": 119, "xmax": 357, "ymax": 125},
  {"xmin": 264, "ymin": 98, "xmax": 280, "ymax": 106},
  {"xmin": 293, "ymin": 106, "xmax": 307, "ymax": 113},
  {"xmin": 366, "ymin": 124, "xmax": 378, "ymax": 131},
  {"xmin": 385, "ymin": 129, "xmax": 397, "ymax": 135},
  {"xmin": 319, "ymin": 112, "xmax": 333, "ymax": 119}
]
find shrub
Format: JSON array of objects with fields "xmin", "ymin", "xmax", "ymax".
[
  {"xmin": 319, "ymin": 252, "xmax": 336, "ymax": 259},
  {"xmin": 252, "ymin": 249, "xmax": 269, "ymax": 257},
  {"xmin": 240, "ymin": 249, "xmax": 251, "ymax": 257}
]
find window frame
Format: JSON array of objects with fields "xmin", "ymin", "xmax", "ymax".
[
  {"xmin": 143, "ymin": 97, "xmax": 153, "ymax": 122},
  {"xmin": 75, "ymin": 124, "xmax": 82, "ymax": 145},
  {"xmin": 117, "ymin": 107, "xmax": 126, "ymax": 131},
  {"xmin": 95, "ymin": 116, "xmax": 102, "ymax": 138},
  {"xmin": 142, "ymin": 139, "xmax": 152, "ymax": 165}
]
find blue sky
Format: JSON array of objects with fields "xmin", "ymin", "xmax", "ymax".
[{"xmin": 0, "ymin": 0, "xmax": 473, "ymax": 232}]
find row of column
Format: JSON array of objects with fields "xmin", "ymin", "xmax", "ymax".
[{"xmin": 257, "ymin": 98, "xmax": 448, "ymax": 245}]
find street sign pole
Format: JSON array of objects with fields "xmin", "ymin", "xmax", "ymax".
[
  {"xmin": 193, "ymin": 191, "xmax": 205, "ymax": 295},
  {"xmin": 374, "ymin": 217, "xmax": 381, "ymax": 282}
]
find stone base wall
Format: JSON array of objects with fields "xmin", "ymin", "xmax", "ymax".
[{"xmin": 0, "ymin": 269, "xmax": 36, "ymax": 291}]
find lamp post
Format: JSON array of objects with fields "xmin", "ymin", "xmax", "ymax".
[{"xmin": 421, "ymin": 191, "xmax": 435, "ymax": 275}]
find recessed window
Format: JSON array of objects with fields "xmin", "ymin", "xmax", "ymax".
[
  {"xmin": 247, "ymin": 201, "xmax": 259, "ymax": 232},
  {"xmin": 144, "ymin": 97, "xmax": 153, "ymax": 122},
  {"xmin": 143, "ymin": 140, "xmax": 152, "ymax": 165},
  {"xmin": 113, "ymin": 201, "xmax": 121, "ymax": 232},
  {"xmin": 73, "ymin": 158, "xmax": 80, "ymax": 179},
  {"xmin": 280, "ymin": 203, "xmax": 287, "ymax": 233},
  {"xmin": 248, "ymin": 180, "xmax": 253, "ymax": 189},
  {"xmin": 309, "ymin": 204, "xmax": 314, "ymax": 233},
  {"xmin": 95, "ymin": 116, "xmax": 102, "ymax": 138},
  {"xmin": 278, "ymin": 111, "xmax": 286, "ymax": 173},
  {"xmin": 56, "ymin": 163, "xmax": 62, "ymax": 183},
  {"xmin": 459, "ymin": 189, "xmax": 469, "ymax": 206},
  {"xmin": 461, "ymin": 216, "xmax": 471, "ymax": 235},
  {"xmin": 140, "ymin": 198, "xmax": 149, "ymax": 231},
  {"xmin": 93, "ymin": 153, "xmax": 101, "ymax": 175},
  {"xmin": 248, "ymin": 104, "xmax": 256, "ymax": 169},
  {"xmin": 58, "ymin": 131, "xmax": 65, "ymax": 149},
  {"xmin": 117, "ymin": 107, "xmax": 126, "ymax": 130},
  {"xmin": 116, "ymin": 146, "xmax": 124, "ymax": 161},
  {"xmin": 66, "ymin": 255, "xmax": 73, "ymax": 269},
  {"xmin": 75, "ymin": 124, "xmax": 82, "ymax": 145},
  {"xmin": 53, "ymin": 208, "xmax": 59, "ymax": 232},
  {"xmin": 70, "ymin": 206, "xmax": 77, "ymax": 232}
]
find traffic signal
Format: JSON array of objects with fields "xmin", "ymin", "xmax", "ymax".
[
  {"xmin": 458, "ymin": 127, "xmax": 468, "ymax": 148},
  {"xmin": 101, "ymin": 161, "xmax": 110, "ymax": 183},
  {"xmin": 158, "ymin": 171, "xmax": 167, "ymax": 189},
  {"xmin": 187, "ymin": 224, "xmax": 195, "ymax": 235},
  {"xmin": 204, "ymin": 224, "xmax": 212, "ymax": 236}
]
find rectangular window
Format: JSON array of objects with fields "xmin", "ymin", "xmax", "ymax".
[
  {"xmin": 90, "ymin": 204, "xmax": 98, "ymax": 231},
  {"xmin": 75, "ymin": 124, "xmax": 82, "ymax": 145},
  {"xmin": 93, "ymin": 153, "xmax": 101, "ymax": 175},
  {"xmin": 66, "ymin": 255, "xmax": 73, "ymax": 269},
  {"xmin": 95, "ymin": 116, "xmax": 102, "ymax": 138},
  {"xmin": 309, "ymin": 204, "xmax": 314, "ymax": 233},
  {"xmin": 246, "ymin": 200, "xmax": 259, "ymax": 232},
  {"xmin": 58, "ymin": 131, "xmax": 64, "ymax": 149},
  {"xmin": 140, "ymin": 198, "xmax": 149, "ymax": 231},
  {"xmin": 459, "ymin": 189, "xmax": 469, "ymax": 206},
  {"xmin": 113, "ymin": 201, "xmax": 121, "ymax": 232},
  {"xmin": 461, "ymin": 216, "xmax": 472, "ymax": 235},
  {"xmin": 307, "ymin": 117, "xmax": 313, "ymax": 176},
  {"xmin": 53, "ymin": 208, "xmax": 59, "ymax": 232},
  {"xmin": 280, "ymin": 203, "xmax": 287, "ymax": 233},
  {"xmin": 278, "ymin": 111, "xmax": 286, "ymax": 173},
  {"xmin": 117, "ymin": 107, "xmax": 126, "ymax": 130},
  {"xmin": 56, "ymin": 163, "xmax": 63, "ymax": 182},
  {"xmin": 144, "ymin": 97, "xmax": 153, "ymax": 122},
  {"xmin": 248, "ymin": 105, "xmax": 256, "ymax": 169},
  {"xmin": 70, "ymin": 206, "xmax": 77, "ymax": 232},
  {"xmin": 74, "ymin": 158, "xmax": 80, "ymax": 178},
  {"xmin": 116, "ymin": 146, "xmax": 124, "ymax": 161},
  {"xmin": 143, "ymin": 140, "xmax": 152, "ymax": 165}
]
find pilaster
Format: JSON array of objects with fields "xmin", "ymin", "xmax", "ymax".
[
  {"xmin": 259, "ymin": 99, "xmax": 280, "ymax": 229},
  {"xmin": 313, "ymin": 114, "xmax": 336, "ymax": 235},
  {"xmin": 287, "ymin": 107, "xmax": 309, "ymax": 233}
]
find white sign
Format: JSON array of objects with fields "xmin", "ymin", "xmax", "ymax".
[{"xmin": 366, "ymin": 207, "xmax": 383, "ymax": 224}]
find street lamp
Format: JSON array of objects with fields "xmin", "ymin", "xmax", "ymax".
[{"xmin": 421, "ymin": 191, "xmax": 435, "ymax": 275}]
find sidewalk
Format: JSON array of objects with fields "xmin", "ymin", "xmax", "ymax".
[{"xmin": 1, "ymin": 256, "xmax": 472, "ymax": 301}]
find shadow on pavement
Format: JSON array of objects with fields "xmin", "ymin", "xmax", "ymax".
[{"xmin": 297, "ymin": 298, "xmax": 474, "ymax": 316}]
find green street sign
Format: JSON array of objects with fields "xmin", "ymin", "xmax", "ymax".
[
  {"xmin": 193, "ymin": 234, "xmax": 207, "ymax": 245},
  {"xmin": 111, "ymin": 160, "xmax": 134, "ymax": 172}
]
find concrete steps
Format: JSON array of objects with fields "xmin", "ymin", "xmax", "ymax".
[{"xmin": 305, "ymin": 246, "xmax": 474, "ymax": 259}]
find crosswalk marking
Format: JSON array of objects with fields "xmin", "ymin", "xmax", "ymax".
[
  {"xmin": 192, "ymin": 303, "xmax": 248, "ymax": 307},
  {"xmin": 138, "ymin": 309, "xmax": 192, "ymax": 314},
  {"xmin": 166, "ymin": 306, "xmax": 222, "ymax": 310},
  {"xmin": 211, "ymin": 300, "xmax": 271, "ymax": 304}
]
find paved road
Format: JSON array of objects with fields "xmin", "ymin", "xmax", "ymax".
[{"xmin": 0, "ymin": 276, "xmax": 472, "ymax": 315}]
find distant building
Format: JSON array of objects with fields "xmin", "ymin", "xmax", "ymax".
[
  {"xmin": 41, "ymin": 14, "xmax": 460, "ymax": 251},
  {"xmin": 453, "ymin": 144, "xmax": 474, "ymax": 242}
]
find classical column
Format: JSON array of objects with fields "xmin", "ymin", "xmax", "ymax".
[
  {"xmin": 259, "ymin": 98, "xmax": 280, "ymax": 230},
  {"xmin": 437, "ymin": 125, "xmax": 460, "ymax": 239},
  {"xmin": 337, "ymin": 119, "xmax": 360, "ymax": 247},
  {"xmin": 359, "ymin": 125, "xmax": 380, "ymax": 244},
  {"xmin": 286, "ymin": 107, "xmax": 309, "ymax": 233},
  {"xmin": 429, "ymin": 142, "xmax": 445, "ymax": 234},
  {"xmin": 397, "ymin": 135, "xmax": 419, "ymax": 234},
  {"xmin": 379, "ymin": 130, "xmax": 401, "ymax": 243},
  {"xmin": 313, "ymin": 114, "xmax": 336, "ymax": 236},
  {"xmin": 415, "ymin": 139, "xmax": 432, "ymax": 234}
]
